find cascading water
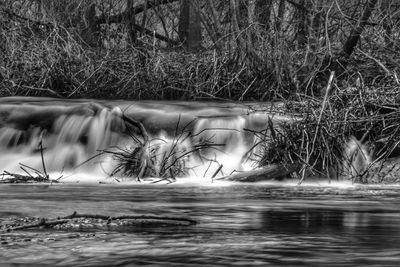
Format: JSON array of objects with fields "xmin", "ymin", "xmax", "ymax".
[
  {"xmin": 191, "ymin": 116, "xmax": 253, "ymax": 176},
  {"xmin": 0, "ymin": 102, "xmax": 127, "ymax": 181},
  {"xmin": 0, "ymin": 97, "xmax": 287, "ymax": 183}
]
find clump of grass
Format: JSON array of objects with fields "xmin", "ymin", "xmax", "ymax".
[
  {"xmin": 255, "ymin": 75, "xmax": 400, "ymax": 183},
  {"xmin": 252, "ymin": 118, "xmax": 302, "ymax": 168},
  {"xmin": 108, "ymin": 144, "xmax": 148, "ymax": 179},
  {"xmin": 108, "ymin": 129, "xmax": 200, "ymax": 183}
]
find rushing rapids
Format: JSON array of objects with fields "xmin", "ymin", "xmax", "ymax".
[{"xmin": 0, "ymin": 97, "xmax": 294, "ymax": 182}]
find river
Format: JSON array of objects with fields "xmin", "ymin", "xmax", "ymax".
[
  {"xmin": 1, "ymin": 182, "xmax": 400, "ymax": 266},
  {"xmin": 1, "ymin": 97, "xmax": 400, "ymax": 266}
]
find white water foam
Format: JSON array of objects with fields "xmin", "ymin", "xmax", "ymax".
[
  {"xmin": 0, "ymin": 106, "xmax": 126, "ymax": 180},
  {"xmin": 0, "ymin": 101, "xmax": 293, "ymax": 184}
]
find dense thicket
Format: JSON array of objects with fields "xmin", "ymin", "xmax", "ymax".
[{"xmin": 0, "ymin": 0, "xmax": 399, "ymax": 100}]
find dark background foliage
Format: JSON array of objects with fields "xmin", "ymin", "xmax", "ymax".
[{"xmin": 0, "ymin": 0, "xmax": 399, "ymax": 100}]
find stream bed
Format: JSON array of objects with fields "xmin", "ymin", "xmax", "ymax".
[{"xmin": 1, "ymin": 182, "xmax": 400, "ymax": 266}]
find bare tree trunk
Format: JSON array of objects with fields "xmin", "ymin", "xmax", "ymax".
[
  {"xmin": 295, "ymin": 0, "xmax": 313, "ymax": 86},
  {"xmin": 230, "ymin": 0, "xmax": 241, "ymax": 36},
  {"xmin": 309, "ymin": 1, "xmax": 322, "ymax": 52},
  {"xmin": 38, "ymin": 0, "xmax": 46, "ymax": 20},
  {"xmin": 206, "ymin": 0, "xmax": 222, "ymax": 39},
  {"xmin": 79, "ymin": 3, "xmax": 100, "ymax": 47},
  {"xmin": 230, "ymin": 0, "xmax": 243, "ymax": 46},
  {"xmin": 201, "ymin": 0, "xmax": 221, "ymax": 48},
  {"xmin": 125, "ymin": 0, "xmax": 137, "ymax": 45},
  {"xmin": 178, "ymin": 0, "xmax": 202, "ymax": 51},
  {"xmin": 248, "ymin": 0, "xmax": 256, "ymax": 43},
  {"xmin": 342, "ymin": 0, "xmax": 378, "ymax": 56},
  {"xmin": 230, "ymin": 0, "xmax": 246, "ymax": 59},
  {"xmin": 275, "ymin": 0, "xmax": 286, "ymax": 34},
  {"xmin": 296, "ymin": 0, "xmax": 308, "ymax": 48},
  {"xmin": 248, "ymin": 0, "xmax": 256, "ymax": 25},
  {"xmin": 141, "ymin": 0, "xmax": 148, "ymax": 29},
  {"xmin": 255, "ymin": 0, "xmax": 272, "ymax": 31}
]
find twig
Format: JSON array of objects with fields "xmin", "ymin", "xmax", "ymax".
[
  {"xmin": 211, "ymin": 164, "xmax": 223, "ymax": 181},
  {"xmin": 38, "ymin": 133, "xmax": 49, "ymax": 180},
  {"xmin": 357, "ymin": 48, "xmax": 399, "ymax": 85},
  {"xmin": 299, "ymin": 71, "xmax": 335, "ymax": 184}
]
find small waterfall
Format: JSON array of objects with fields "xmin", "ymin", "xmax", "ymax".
[
  {"xmin": 0, "ymin": 127, "xmax": 24, "ymax": 147},
  {"xmin": 149, "ymin": 132, "xmax": 193, "ymax": 178},
  {"xmin": 191, "ymin": 116, "xmax": 255, "ymax": 177},
  {"xmin": 0, "ymin": 98, "xmax": 275, "ymax": 182},
  {"xmin": 0, "ymin": 104, "xmax": 126, "ymax": 179}
]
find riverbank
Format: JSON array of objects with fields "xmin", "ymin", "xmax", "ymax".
[
  {"xmin": 2, "ymin": 1, "xmax": 400, "ymax": 184},
  {"xmin": 1, "ymin": 1, "xmax": 399, "ymax": 101}
]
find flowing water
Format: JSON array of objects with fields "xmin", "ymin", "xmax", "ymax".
[
  {"xmin": 0, "ymin": 97, "xmax": 291, "ymax": 181},
  {"xmin": 1, "ymin": 183, "xmax": 400, "ymax": 266},
  {"xmin": 1, "ymin": 97, "xmax": 400, "ymax": 266}
]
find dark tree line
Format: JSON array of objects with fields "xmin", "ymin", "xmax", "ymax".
[{"xmin": 0, "ymin": 0, "xmax": 399, "ymax": 99}]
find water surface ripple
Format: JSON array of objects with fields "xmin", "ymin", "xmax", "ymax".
[{"xmin": 1, "ymin": 183, "xmax": 400, "ymax": 266}]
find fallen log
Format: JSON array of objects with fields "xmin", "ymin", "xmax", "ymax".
[
  {"xmin": 1, "ymin": 211, "xmax": 196, "ymax": 233},
  {"xmin": 215, "ymin": 163, "xmax": 301, "ymax": 182}
]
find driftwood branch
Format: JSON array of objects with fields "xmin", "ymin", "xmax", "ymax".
[
  {"xmin": 62, "ymin": 211, "xmax": 196, "ymax": 225},
  {"xmin": 215, "ymin": 164, "xmax": 300, "ymax": 182},
  {"xmin": 2, "ymin": 211, "xmax": 196, "ymax": 232}
]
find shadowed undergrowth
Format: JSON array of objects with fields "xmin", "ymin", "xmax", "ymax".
[
  {"xmin": 253, "ymin": 83, "xmax": 400, "ymax": 184},
  {"xmin": 1, "ymin": 4, "xmax": 399, "ymax": 101}
]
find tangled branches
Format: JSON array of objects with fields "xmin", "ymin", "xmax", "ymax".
[{"xmin": 254, "ymin": 74, "xmax": 400, "ymax": 184}]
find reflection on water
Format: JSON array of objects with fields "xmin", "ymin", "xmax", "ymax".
[{"xmin": 1, "ymin": 183, "xmax": 400, "ymax": 266}]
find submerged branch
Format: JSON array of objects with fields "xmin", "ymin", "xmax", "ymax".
[
  {"xmin": 62, "ymin": 211, "xmax": 197, "ymax": 225},
  {"xmin": 215, "ymin": 164, "xmax": 301, "ymax": 182},
  {"xmin": 1, "ymin": 211, "xmax": 196, "ymax": 232}
]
